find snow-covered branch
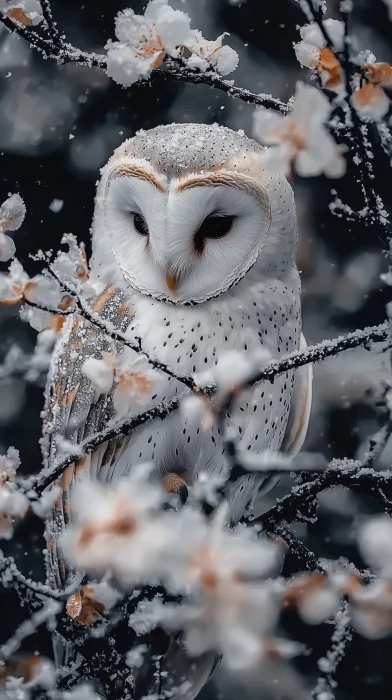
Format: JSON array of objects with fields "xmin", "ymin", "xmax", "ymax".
[{"xmin": 0, "ymin": 1, "xmax": 289, "ymax": 113}]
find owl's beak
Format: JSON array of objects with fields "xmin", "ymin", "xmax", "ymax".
[{"xmin": 166, "ymin": 272, "xmax": 178, "ymax": 294}]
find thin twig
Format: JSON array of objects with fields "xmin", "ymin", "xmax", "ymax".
[
  {"xmin": 254, "ymin": 461, "xmax": 392, "ymax": 530},
  {"xmin": 312, "ymin": 602, "xmax": 352, "ymax": 700},
  {"xmin": 0, "ymin": 554, "xmax": 80, "ymax": 601},
  {"xmin": 246, "ymin": 323, "xmax": 388, "ymax": 387},
  {"xmin": 40, "ymin": 0, "xmax": 63, "ymax": 48}
]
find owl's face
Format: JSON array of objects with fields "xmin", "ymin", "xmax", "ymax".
[{"xmin": 92, "ymin": 124, "xmax": 298, "ymax": 305}]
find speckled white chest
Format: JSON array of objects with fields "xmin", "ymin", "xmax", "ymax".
[{"xmin": 98, "ymin": 269, "xmax": 301, "ymax": 507}]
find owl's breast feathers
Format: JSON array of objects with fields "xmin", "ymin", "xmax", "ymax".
[{"xmin": 43, "ymin": 280, "xmax": 307, "ymax": 587}]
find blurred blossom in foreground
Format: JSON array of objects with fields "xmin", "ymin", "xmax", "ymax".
[
  {"xmin": 0, "ymin": 447, "xmax": 28, "ymax": 539},
  {"xmin": 253, "ymin": 82, "xmax": 346, "ymax": 178}
]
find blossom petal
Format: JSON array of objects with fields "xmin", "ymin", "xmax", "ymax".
[
  {"xmin": 294, "ymin": 40, "xmax": 320, "ymax": 69},
  {"xmin": 0, "ymin": 193, "xmax": 26, "ymax": 232},
  {"xmin": 252, "ymin": 107, "xmax": 286, "ymax": 145},
  {"xmin": 0, "ymin": 233, "xmax": 16, "ymax": 262}
]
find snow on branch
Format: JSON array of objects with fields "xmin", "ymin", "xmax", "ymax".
[{"xmin": 0, "ymin": 0, "xmax": 289, "ymax": 113}]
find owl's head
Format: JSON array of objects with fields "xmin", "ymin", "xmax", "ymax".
[{"xmin": 91, "ymin": 123, "xmax": 298, "ymax": 305}]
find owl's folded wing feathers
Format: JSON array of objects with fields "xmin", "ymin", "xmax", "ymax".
[
  {"xmin": 281, "ymin": 333, "xmax": 312, "ymax": 455},
  {"xmin": 43, "ymin": 284, "xmax": 132, "ymax": 590}
]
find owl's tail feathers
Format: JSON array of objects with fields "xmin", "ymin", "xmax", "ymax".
[
  {"xmin": 226, "ymin": 473, "xmax": 272, "ymax": 523},
  {"xmin": 138, "ymin": 641, "xmax": 217, "ymax": 700}
]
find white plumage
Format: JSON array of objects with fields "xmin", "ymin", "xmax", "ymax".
[{"xmin": 43, "ymin": 123, "xmax": 311, "ymax": 697}]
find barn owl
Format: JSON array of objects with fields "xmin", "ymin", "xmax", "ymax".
[{"xmin": 43, "ymin": 123, "xmax": 312, "ymax": 698}]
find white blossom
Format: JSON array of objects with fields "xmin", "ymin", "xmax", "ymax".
[
  {"xmin": 294, "ymin": 41, "xmax": 321, "ymax": 70},
  {"xmin": 31, "ymin": 485, "xmax": 61, "ymax": 518},
  {"xmin": 113, "ymin": 356, "xmax": 162, "ymax": 416},
  {"xmin": 358, "ymin": 515, "xmax": 392, "ymax": 578},
  {"xmin": 350, "ymin": 580, "xmax": 392, "ymax": 639},
  {"xmin": 298, "ymin": 19, "xmax": 345, "ymax": 54},
  {"xmin": 193, "ymin": 349, "xmax": 270, "ymax": 399},
  {"xmin": 0, "ymin": 259, "xmax": 29, "ymax": 304},
  {"xmin": 5, "ymin": 0, "xmax": 42, "ymax": 25},
  {"xmin": 52, "ymin": 233, "xmax": 89, "ymax": 287},
  {"xmin": 160, "ymin": 507, "xmax": 281, "ymax": 667},
  {"xmin": 106, "ymin": 0, "xmax": 191, "ymax": 87},
  {"xmin": 89, "ymin": 580, "xmax": 121, "ymax": 611},
  {"xmin": 352, "ymin": 84, "xmax": 390, "ymax": 120},
  {"xmin": 0, "ymin": 446, "xmax": 20, "ymax": 479},
  {"xmin": 82, "ymin": 354, "xmax": 115, "ymax": 395},
  {"xmin": 28, "ymin": 659, "xmax": 57, "ymax": 689},
  {"xmin": 185, "ymin": 31, "xmax": 239, "ymax": 75},
  {"xmin": 61, "ymin": 467, "xmax": 174, "ymax": 582},
  {"xmin": 20, "ymin": 304, "xmax": 53, "ymax": 332},
  {"xmin": 105, "ymin": 1, "xmax": 238, "ymax": 88},
  {"xmin": 148, "ymin": 0, "xmax": 191, "ymax": 55},
  {"xmin": 0, "ymin": 193, "xmax": 25, "ymax": 262},
  {"xmin": 0, "ymin": 233, "xmax": 15, "ymax": 262},
  {"xmin": 294, "ymin": 20, "xmax": 344, "ymax": 91},
  {"xmin": 298, "ymin": 585, "xmax": 341, "ymax": 625},
  {"xmin": 253, "ymin": 81, "xmax": 346, "ymax": 178},
  {"xmin": 24, "ymin": 274, "xmax": 62, "ymax": 309},
  {"xmin": 0, "ymin": 447, "xmax": 28, "ymax": 539}
]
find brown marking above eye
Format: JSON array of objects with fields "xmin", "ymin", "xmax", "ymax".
[
  {"xmin": 194, "ymin": 214, "xmax": 234, "ymax": 254},
  {"xmin": 109, "ymin": 164, "xmax": 166, "ymax": 192}
]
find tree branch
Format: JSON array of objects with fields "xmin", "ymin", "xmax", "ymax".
[
  {"xmin": 22, "ymin": 321, "xmax": 388, "ymax": 496},
  {"xmin": 0, "ymin": 11, "xmax": 289, "ymax": 113},
  {"xmin": 31, "ymin": 393, "xmax": 184, "ymax": 495}
]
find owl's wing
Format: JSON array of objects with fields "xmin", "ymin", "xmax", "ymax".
[
  {"xmin": 43, "ymin": 285, "xmax": 218, "ymax": 697},
  {"xmin": 281, "ymin": 332, "xmax": 313, "ymax": 455},
  {"xmin": 43, "ymin": 284, "xmax": 132, "ymax": 592}
]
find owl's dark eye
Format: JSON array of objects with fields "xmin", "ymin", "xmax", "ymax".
[
  {"xmin": 194, "ymin": 215, "xmax": 234, "ymax": 253},
  {"xmin": 133, "ymin": 212, "xmax": 149, "ymax": 236}
]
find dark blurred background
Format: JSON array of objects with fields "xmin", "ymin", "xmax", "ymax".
[{"xmin": 1, "ymin": 0, "xmax": 392, "ymax": 698}]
